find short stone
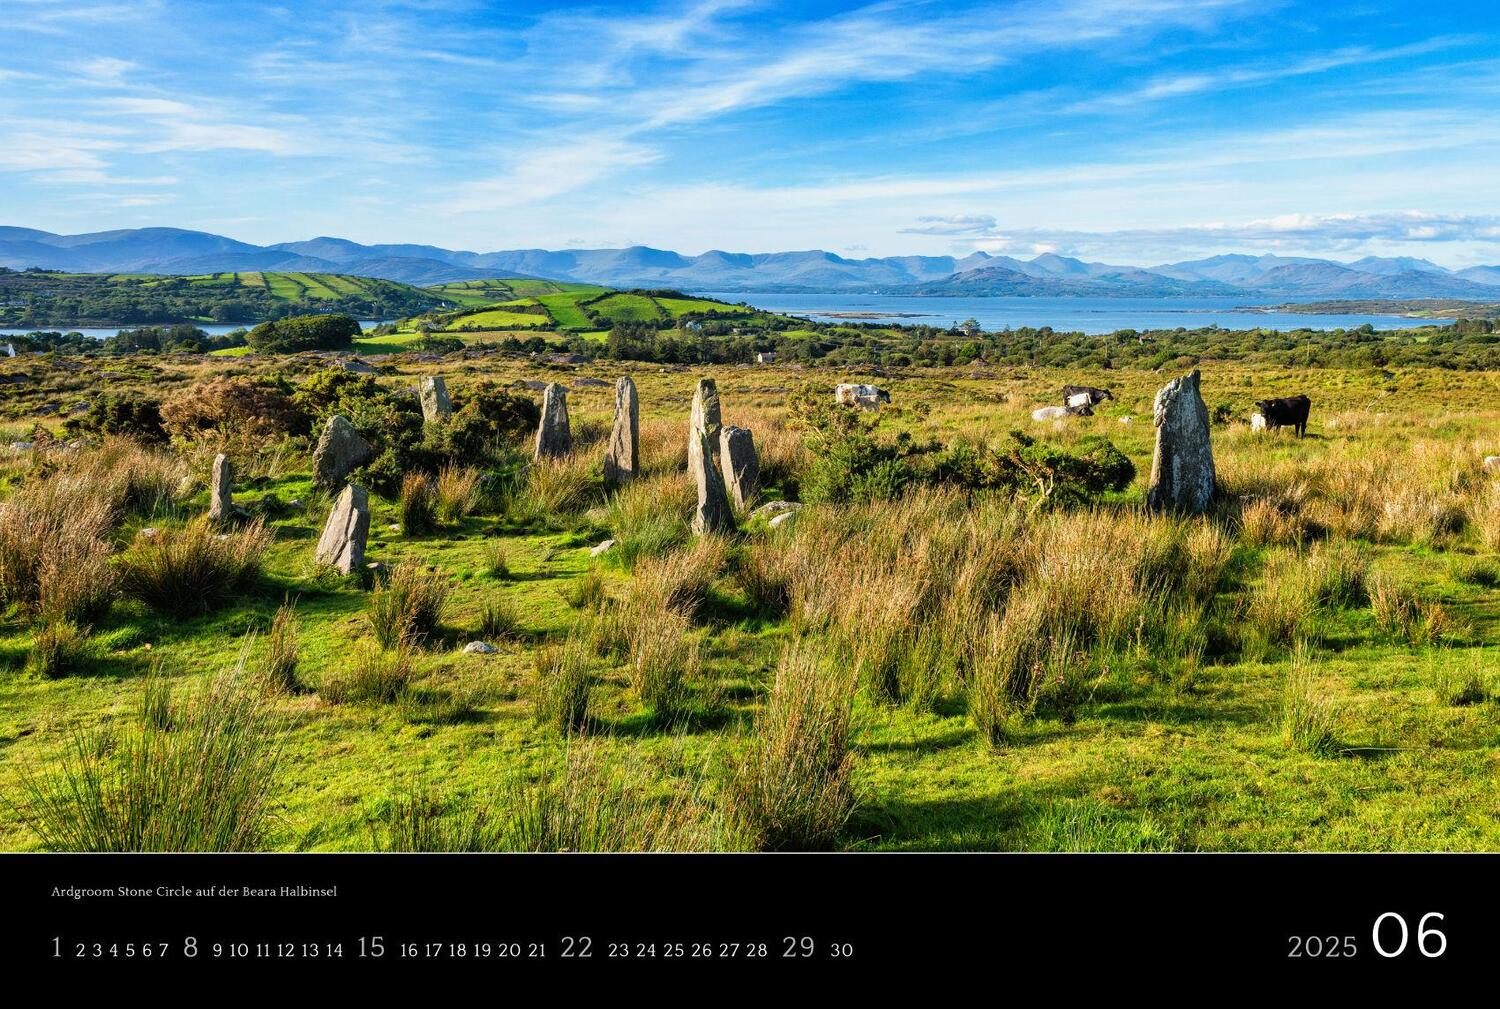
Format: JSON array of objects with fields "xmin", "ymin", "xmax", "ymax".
[
  {"xmin": 463, "ymin": 641, "xmax": 499, "ymax": 655},
  {"xmin": 590, "ymin": 539, "xmax": 616, "ymax": 557},
  {"xmin": 769, "ymin": 511, "xmax": 797, "ymax": 529}
]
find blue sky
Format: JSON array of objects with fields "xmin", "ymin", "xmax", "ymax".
[{"xmin": 4, "ymin": 0, "xmax": 1499, "ymax": 265}]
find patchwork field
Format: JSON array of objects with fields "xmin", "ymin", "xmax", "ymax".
[{"xmin": 3, "ymin": 346, "xmax": 1500, "ymax": 852}]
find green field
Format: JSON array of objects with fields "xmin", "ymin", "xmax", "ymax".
[{"xmin": 4, "ymin": 344, "xmax": 1500, "ymax": 853}]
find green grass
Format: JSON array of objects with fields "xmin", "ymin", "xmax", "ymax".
[
  {"xmin": 588, "ymin": 293, "xmax": 664, "ymax": 324},
  {"xmin": 537, "ymin": 292, "xmax": 600, "ymax": 331}
]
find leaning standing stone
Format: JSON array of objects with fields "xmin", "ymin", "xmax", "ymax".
[
  {"xmin": 719, "ymin": 425, "xmax": 759, "ymax": 511},
  {"xmin": 311, "ymin": 414, "xmax": 372, "ymax": 491},
  {"xmin": 689, "ymin": 378, "xmax": 722, "ymax": 461},
  {"xmin": 534, "ymin": 382, "xmax": 572, "ymax": 459},
  {"xmin": 603, "ymin": 376, "xmax": 639, "ymax": 484},
  {"xmin": 1146, "ymin": 369, "xmax": 1215, "ymax": 514},
  {"xmin": 315, "ymin": 484, "xmax": 371, "ymax": 575},
  {"xmin": 417, "ymin": 375, "xmax": 451, "ymax": 425},
  {"xmin": 208, "ymin": 453, "xmax": 234, "ymax": 522},
  {"xmin": 691, "ymin": 426, "xmax": 734, "ymax": 534}
]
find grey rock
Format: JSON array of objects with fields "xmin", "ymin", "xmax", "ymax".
[
  {"xmin": 8, "ymin": 441, "xmax": 34, "ymax": 453},
  {"xmin": 1146, "ymin": 369, "xmax": 1215, "ymax": 515},
  {"xmin": 573, "ymin": 377, "xmax": 610, "ymax": 388},
  {"xmin": 719, "ymin": 425, "xmax": 759, "ymax": 510},
  {"xmin": 462, "ymin": 641, "xmax": 498, "ymax": 655},
  {"xmin": 688, "ymin": 378, "xmax": 722, "ymax": 462},
  {"xmin": 690, "ymin": 424, "xmax": 733, "ymax": 535},
  {"xmin": 769, "ymin": 510, "xmax": 798, "ymax": 529},
  {"xmin": 315, "ymin": 484, "xmax": 371, "ymax": 575},
  {"xmin": 750, "ymin": 500, "xmax": 801, "ymax": 520},
  {"xmin": 534, "ymin": 382, "xmax": 573, "ymax": 459},
  {"xmin": 520, "ymin": 379, "xmax": 549, "ymax": 391},
  {"xmin": 340, "ymin": 358, "xmax": 378, "ymax": 374},
  {"xmin": 312, "ymin": 414, "xmax": 372, "ymax": 491},
  {"xmin": 603, "ymin": 376, "xmax": 639, "ymax": 485},
  {"xmin": 590, "ymin": 539, "xmax": 616, "ymax": 557},
  {"xmin": 207, "ymin": 453, "xmax": 233, "ymax": 522},
  {"xmin": 418, "ymin": 375, "xmax": 452, "ymax": 424},
  {"xmin": 1484, "ymin": 456, "xmax": 1500, "ymax": 474}
]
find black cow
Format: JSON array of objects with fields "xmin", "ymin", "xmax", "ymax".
[
  {"xmin": 1254, "ymin": 395, "xmax": 1311, "ymax": 437},
  {"xmin": 1062, "ymin": 384, "xmax": 1113, "ymax": 409}
]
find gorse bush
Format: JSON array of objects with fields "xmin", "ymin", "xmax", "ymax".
[
  {"xmin": 367, "ymin": 561, "xmax": 449, "ymax": 648},
  {"xmin": 727, "ymin": 643, "xmax": 857, "ymax": 851},
  {"xmin": 16, "ymin": 654, "xmax": 284, "ymax": 851},
  {"xmin": 119, "ymin": 516, "xmax": 271, "ymax": 617}
]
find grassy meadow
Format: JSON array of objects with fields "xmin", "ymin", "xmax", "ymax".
[{"xmin": 3, "ymin": 346, "xmax": 1500, "ymax": 852}]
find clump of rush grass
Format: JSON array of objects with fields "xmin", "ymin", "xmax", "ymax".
[
  {"xmin": 1369, "ymin": 571, "xmax": 1451, "ymax": 646},
  {"xmin": 513, "ymin": 455, "xmax": 599, "ymax": 525},
  {"xmin": 373, "ymin": 744, "xmax": 717, "ymax": 852},
  {"xmin": 1280, "ymin": 645, "xmax": 1340, "ymax": 755},
  {"xmin": 1238, "ymin": 497, "xmax": 1303, "ymax": 548},
  {"xmin": 602, "ymin": 471, "xmax": 692, "ymax": 567},
  {"xmin": 367, "ymin": 560, "xmax": 449, "ymax": 648},
  {"xmin": 532, "ymin": 634, "xmax": 593, "ymax": 734},
  {"xmin": 1244, "ymin": 552, "xmax": 1314, "ymax": 652},
  {"xmin": 627, "ymin": 535, "xmax": 729, "ymax": 621},
  {"xmin": 0, "ymin": 468, "xmax": 118, "ymax": 624},
  {"xmin": 15, "ymin": 650, "xmax": 284, "ymax": 851},
  {"xmin": 259, "ymin": 600, "xmax": 300, "ymax": 693},
  {"xmin": 561, "ymin": 567, "xmax": 608, "ymax": 612},
  {"xmin": 735, "ymin": 538, "xmax": 797, "ymax": 616},
  {"xmin": 1452, "ymin": 555, "xmax": 1500, "ymax": 588},
  {"xmin": 1305, "ymin": 538, "xmax": 1370, "ymax": 609},
  {"xmin": 321, "ymin": 641, "xmax": 415, "ymax": 704},
  {"xmin": 726, "ymin": 642, "xmax": 857, "ymax": 851},
  {"xmin": 625, "ymin": 606, "xmax": 699, "ymax": 720},
  {"xmin": 476, "ymin": 594, "xmax": 523, "ymax": 642},
  {"xmin": 140, "ymin": 664, "xmax": 174, "ymax": 731},
  {"xmin": 1430, "ymin": 650, "xmax": 1489, "ymax": 706},
  {"xmin": 482, "ymin": 539, "xmax": 511, "ymax": 579},
  {"xmin": 400, "ymin": 472, "xmax": 436, "ymax": 535},
  {"xmin": 434, "ymin": 465, "xmax": 483, "ymax": 523},
  {"xmin": 118, "ymin": 516, "xmax": 271, "ymax": 617},
  {"xmin": 26, "ymin": 620, "xmax": 93, "ymax": 679}
]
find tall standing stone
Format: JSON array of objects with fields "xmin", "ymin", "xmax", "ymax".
[
  {"xmin": 603, "ymin": 376, "xmax": 639, "ymax": 485},
  {"xmin": 207, "ymin": 453, "xmax": 234, "ymax": 522},
  {"xmin": 688, "ymin": 378, "xmax": 722, "ymax": 462},
  {"xmin": 417, "ymin": 376, "xmax": 451, "ymax": 425},
  {"xmin": 719, "ymin": 426, "xmax": 759, "ymax": 511},
  {"xmin": 691, "ymin": 426, "xmax": 733, "ymax": 534},
  {"xmin": 311, "ymin": 414, "xmax": 372, "ymax": 491},
  {"xmin": 315, "ymin": 484, "xmax": 370, "ymax": 575},
  {"xmin": 534, "ymin": 382, "xmax": 572, "ymax": 460},
  {"xmin": 1146, "ymin": 369, "xmax": 1215, "ymax": 514}
]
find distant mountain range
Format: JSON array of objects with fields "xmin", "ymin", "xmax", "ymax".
[{"xmin": 4, "ymin": 226, "xmax": 1499, "ymax": 300}]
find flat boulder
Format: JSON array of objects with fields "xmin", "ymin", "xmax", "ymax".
[{"xmin": 312, "ymin": 414, "xmax": 372, "ymax": 491}]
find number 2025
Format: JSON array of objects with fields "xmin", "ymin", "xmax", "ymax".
[{"xmin": 1288, "ymin": 912, "xmax": 1446, "ymax": 959}]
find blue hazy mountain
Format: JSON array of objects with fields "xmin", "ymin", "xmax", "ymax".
[{"xmin": 1, "ymin": 226, "xmax": 1497, "ymax": 298}]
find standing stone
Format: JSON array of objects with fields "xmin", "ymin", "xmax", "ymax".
[
  {"xmin": 207, "ymin": 453, "xmax": 234, "ymax": 522},
  {"xmin": 691, "ymin": 426, "xmax": 733, "ymax": 534},
  {"xmin": 719, "ymin": 425, "xmax": 759, "ymax": 511},
  {"xmin": 418, "ymin": 375, "xmax": 451, "ymax": 424},
  {"xmin": 603, "ymin": 376, "xmax": 639, "ymax": 484},
  {"xmin": 312, "ymin": 414, "xmax": 372, "ymax": 491},
  {"xmin": 315, "ymin": 484, "xmax": 371, "ymax": 575},
  {"xmin": 534, "ymin": 382, "xmax": 572, "ymax": 459},
  {"xmin": 688, "ymin": 378, "xmax": 722, "ymax": 462},
  {"xmin": 1146, "ymin": 369, "xmax": 1215, "ymax": 514}
]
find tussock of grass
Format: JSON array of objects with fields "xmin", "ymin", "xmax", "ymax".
[
  {"xmin": 27, "ymin": 620, "xmax": 92, "ymax": 679},
  {"xmin": 1370, "ymin": 572, "xmax": 1451, "ymax": 646},
  {"xmin": 476, "ymin": 595, "xmax": 523, "ymax": 642},
  {"xmin": 434, "ymin": 465, "xmax": 482, "ymax": 522},
  {"xmin": 1280, "ymin": 648, "xmax": 1340, "ymax": 755},
  {"xmin": 726, "ymin": 642, "xmax": 857, "ymax": 851},
  {"xmin": 532, "ymin": 634, "xmax": 592, "ymax": 733},
  {"xmin": 259, "ymin": 600, "xmax": 299, "ymax": 693},
  {"xmin": 367, "ymin": 561, "xmax": 448, "ymax": 648},
  {"xmin": 400, "ymin": 472, "xmax": 436, "ymax": 534},
  {"xmin": 322, "ymin": 641, "xmax": 415, "ymax": 704},
  {"xmin": 15, "ymin": 652, "xmax": 284, "ymax": 851},
  {"xmin": 118, "ymin": 516, "xmax": 271, "ymax": 617}
]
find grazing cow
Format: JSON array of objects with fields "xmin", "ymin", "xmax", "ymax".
[
  {"xmin": 1062, "ymin": 384, "xmax": 1113, "ymax": 409},
  {"xmin": 835, "ymin": 383, "xmax": 891, "ymax": 410},
  {"xmin": 1032, "ymin": 403, "xmax": 1093, "ymax": 421},
  {"xmin": 1253, "ymin": 395, "xmax": 1311, "ymax": 437}
]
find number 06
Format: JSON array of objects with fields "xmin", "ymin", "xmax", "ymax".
[{"xmin": 1372, "ymin": 912, "xmax": 1446, "ymax": 958}]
